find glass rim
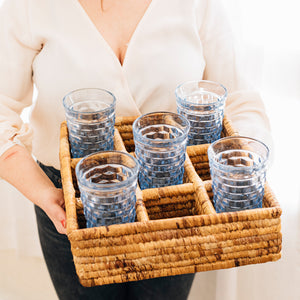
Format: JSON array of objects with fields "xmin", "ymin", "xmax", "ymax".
[
  {"xmin": 132, "ymin": 111, "xmax": 190, "ymax": 146},
  {"xmin": 208, "ymin": 136, "xmax": 270, "ymax": 171},
  {"xmin": 75, "ymin": 150, "xmax": 139, "ymax": 190},
  {"xmin": 63, "ymin": 88, "xmax": 116, "ymax": 114},
  {"xmin": 175, "ymin": 80, "xmax": 227, "ymax": 106}
]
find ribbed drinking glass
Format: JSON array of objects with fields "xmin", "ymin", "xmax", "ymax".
[
  {"xmin": 133, "ymin": 112, "xmax": 190, "ymax": 190},
  {"xmin": 208, "ymin": 136, "xmax": 269, "ymax": 213},
  {"xmin": 175, "ymin": 80, "xmax": 227, "ymax": 145},
  {"xmin": 75, "ymin": 151, "xmax": 139, "ymax": 227},
  {"xmin": 63, "ymin": 88, "xmax": 116, "ymax": 158}
]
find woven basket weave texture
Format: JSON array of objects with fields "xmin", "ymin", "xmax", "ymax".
[{"xmin": 59, "ymin": 115, "xmax": 282, "ymax": 287}]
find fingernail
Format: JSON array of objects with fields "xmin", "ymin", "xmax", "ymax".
[{"xmin": 61, "ymin": 219, "xmax": 66, "ymax": 228}]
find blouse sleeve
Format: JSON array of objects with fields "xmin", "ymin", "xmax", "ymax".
[
  {"xmin": 196, "ymin": 0, "xmax": 273, "ymax": 149},
  {"xmin": 0, "ymin": 0, "xmax": 41, "ymax": 156}
]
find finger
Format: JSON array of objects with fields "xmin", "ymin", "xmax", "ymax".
[
  {"xmin": 60, "ymin": 219, "xmax": 66, "ymax": 228},
  {"xmin": 56, "ymin": 189, "xmax": 65, "ymax": 208},
  {"xmin": 52, "ymin": 205, "xmax": 67, "ymax": 235},
  {"xmin": 55, "ymin": 222, "xmax": 67, "ymax": 235}
]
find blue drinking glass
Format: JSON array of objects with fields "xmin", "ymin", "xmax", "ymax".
[
  {"xmin": 208, "ymin": 136, "xmax": 269, "ymax": 213},
  {"xmin": 75, "ymin": 151, "xmax": 139, "ymax": 227},
  {"xmin": 175, "ymin": 80, "xmax": 227, "ymax": 145},
  {"xmin": 133, "ymin": 112, "xmax": 190, "ymax": 190},
  {"xmin": 63, "ymin": 88, "xmax": 116, "ymax": 158}
]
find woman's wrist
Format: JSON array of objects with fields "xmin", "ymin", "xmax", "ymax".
[
  {"xmin": 36, "ymin": 186, "xmax": 63, "ymax": 211},
  {"xmin": 0, "ymin": 145, "xmax": 54, "ymax": 202}
]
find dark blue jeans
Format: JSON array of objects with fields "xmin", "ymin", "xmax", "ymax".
[{"xmin": 35, "ymin": 162, "xmax": 195, "ymax": 300}]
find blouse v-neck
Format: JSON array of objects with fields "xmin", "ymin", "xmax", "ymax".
[{"xmin": 74, "ymin": 0, "xmax": 155, "ymax": 68}]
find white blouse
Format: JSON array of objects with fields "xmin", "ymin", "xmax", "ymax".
[{"xmin": 0, "ymin": 0, "xmax": 271, "ymax": 169}]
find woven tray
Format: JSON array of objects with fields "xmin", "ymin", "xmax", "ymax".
[{"xmin": 59, "ymin": 115, "xmax": 282, "ymax": 287}]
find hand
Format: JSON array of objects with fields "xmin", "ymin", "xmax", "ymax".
[
  {"xmin": 40, "ymin": 187, "xmax": 67, "ymax": 235},
  {"xmin": 0, "ymin": 145, "xmax": 67, "ymax": 234}
]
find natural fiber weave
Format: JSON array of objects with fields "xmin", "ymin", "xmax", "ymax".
[{"xmin": 59, "ymin": 115, "xmax": 282, "ymax": 287}]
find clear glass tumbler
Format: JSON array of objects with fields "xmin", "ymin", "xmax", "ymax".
[
  {"xmin": 133, "ymin": 112, "xmax": 190, "ymax": 190},
  {"xmin": 63, "ymin": 88, "xmax": 116, "ymax": 158},
  {"xmin": 208, "ymin": 136, "xmax": 269, "ymax": 213},
  {"xmin": 75, "ymin": 151, "xmax": 139, "ymax": 227},
  {"xmin": 175, "ymin": 80, "xmax": 227, "ymax": 145}
]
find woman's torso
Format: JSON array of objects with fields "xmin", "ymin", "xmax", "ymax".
[{"xmin": 30, "ymin": 0, "xmax": 206, "ymax": 168}]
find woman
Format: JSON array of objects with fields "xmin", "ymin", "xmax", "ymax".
[{"xmin": 0, "ymin": 0, "xmax": 271, "ymax": 299}]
